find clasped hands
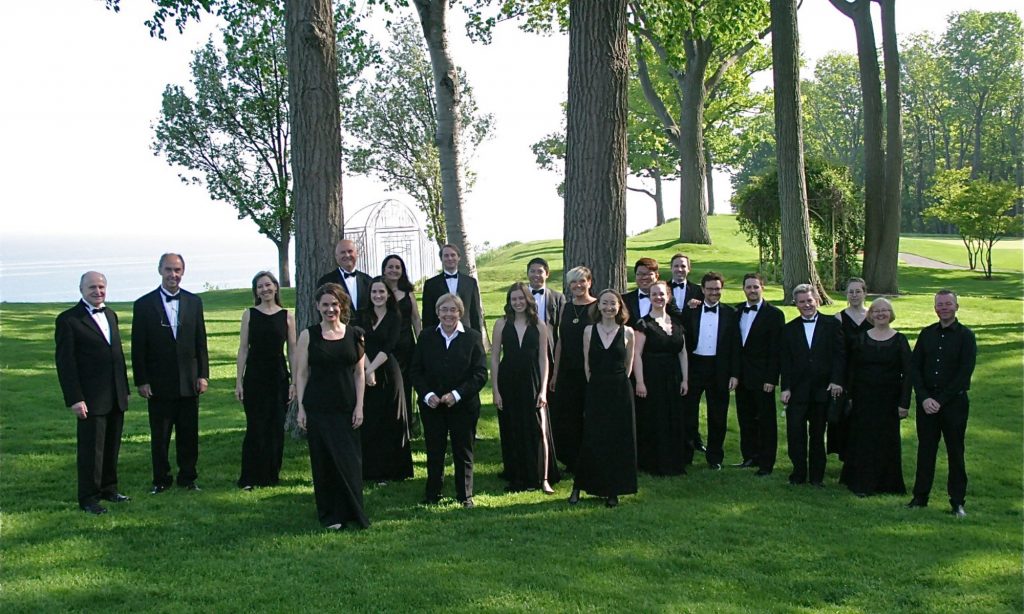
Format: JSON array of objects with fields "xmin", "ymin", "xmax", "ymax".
[{"xmin": 426, "ymin": 392, "xmax": 457, "ymax": 408}]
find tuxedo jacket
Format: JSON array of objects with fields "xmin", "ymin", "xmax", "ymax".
[
  {"xmin": 535, "ymin": 287, "xmax": 566, "ymax": 353},
  {"xmin": 409, "ymin": 327, "xmax": 488, "ymax": 414},
  {"xmin": 682, "ymin": 303, "xmax": 741, "ymax": 387},
  {"xmin": 55, "ymin": 302, "xmax": 129, "ymax": 415},
  {"xmin": 622, "ymin": 289, "xmax": 647, "ymax": 329},
  {"xmin": 667, "ymin": 281, "xmax": 705, "ymax": 314},
  {"xmin": 421, "ymin": 273, "xmax": 483, "ymax": 334},
  {"xmin": 779, "ymin": 314, "xmax": 846, "ymax": 404},
  {"xmin": 131, "ymin": 288, "xmax": 210, "ymax": 399},
  {"xmin": 316, "ymin": 268, "xmax": 373, "ymax": 311},
  {"xmin": 735, "ymin": 301, "xmax": 785, "ymax": 390}
]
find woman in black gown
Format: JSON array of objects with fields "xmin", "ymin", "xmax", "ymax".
[
  {"xmin": 633, "ymin": 280, "xmax": 688, "ymax": 476},
  {"xmin": 382, "ymin": 255, "xmax": 422, "ymax": 435},
  {"xmin": 830, "ymin": 277, "xmax": 871, "ymax": 459},
  {"xmin": 569, "ymin": 289, "xmax": 637, "ymax": 508},
  {"xmin": 294, "ymin": 284, "xmax": 369, "ymax": 530},
  {"xmin": 491, "ymin": 282, "xmax": 559, "ymax": 494},
  {"xmin": 549, "ymin": 266, "xmax": 597, "ymax": 473},
  {"xmin": 356, "ymin": 278, "xmax": 413, "ymax": 483},
  {"xmin": 235, "ymin": 271, "xmax": 296, "ymax": 490},
  {"xmin": 841, "ymin": 298, "xmax": 911, "ymax": 497}
]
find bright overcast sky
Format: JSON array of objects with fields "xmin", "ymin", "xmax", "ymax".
[{"xmin": 1, "ymin": 0, "xmax": 1020, "ymax": 250}]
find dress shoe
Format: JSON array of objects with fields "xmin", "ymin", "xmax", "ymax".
[
  {"xmin": 567, "ymin": 489, "xmax": 580, "ymax": 505},
  {"xmin": 81, "ymin": 502, "xmax": 108, "ymax": 515},
  {"xmin": 788, "ymin": 476, "xmax": 806, "ymax": 485},
  {"xmin": 605, "ymin": 496, "xmax": 619, "ymax": 508},
  {"xmin": 182, "ymin": 483, "xmax": 201, "ymax": 491},
  {"xmin": 708, "ymin": 463, "xmax": 723, "ymax": 471},
  {"xmin": 905, "ymin": 497, "xmax": 928, "ymax": 509},
  {"xmin": 951, "ymin": 504, "xmax": 967, "ymax": 519},
  {"xmin": 101, "ymin": 493, "xmax": 131, "ymax": 503},
  {"xmin": 809, "ymin": 481, "xmax": 825, "ymax": 488},
  {"xmin": 461, "ymin": 498, "xmax": 475, "ymax": 509},
  {"xmin": 732, "ymin": 459, "xmax": 756, "ymax": 469},
  {"xmin": 150, "ymin": 484, "xmax": 169, "ymax": 495},
  {"xmin": 755, "ymin": 469, "xmax": 772, "ymax": 477}
]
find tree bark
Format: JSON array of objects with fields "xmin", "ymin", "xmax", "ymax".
[
  {"xmin": 678, "ymin": 46, "xmax": 712, "ymax": 244},
  {"xmin": 276, "ymin": 235, "xmax": 292, "ymax": 288},
  {"xmin": 705, "ymin": 148, "xmax": 716, "ymax": 216},
  {"xmin": 565, "ymin": 0, "xmax": 629, "ymax": 293},
  {"xmin": 653, "ymin": 168, "xmax": 665, "ymax": 225},
  {"xmin": 874, "ymin": 0, "xmax": 902, "ymax": 293},
  {"xmin": 772, "ymin": 0, "xmax": 827, "ymax": 303},
  {"xmin": 285, "ymin": 0, "xmax": 343, "ymax": 328}
]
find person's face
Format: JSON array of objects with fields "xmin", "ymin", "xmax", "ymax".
[
  {"xmin": 335, "ymin": 240, "xmax": 357, "ymax": 271},
  {"xmin": 383, "ymin": 258, "xmax": 403, "ymax": 282},
  {"xmin": 437, "ymin": 300, "xmax": 462, "ymax": 331},
  {"xmin": 598, "ymin": 293, "xmax": 620, "ymax": 319},
  {"xmin": 159, "ymin": 256, "xmax": 185, "ymax": 293},
  {"xmin": 80, "ymin": 273, "xmax": 107, "ymax": 307},
  {"xmin": 569, "ymin": 276, "xmax": 592, "ymax": 299},
  {"xmin": 509, "ymin": 289, "xmax": 528, "ymax": 313},
  {"xmin": 796, "ymin": 292, "xmax": 819, "ymax": 318},
  {"xmin": 671, "ymin": 257, "xmax": 690, "ymax": 282},
  {"xmin": 870, "ymin": 305, "xmax": 893, "ymax": 327},
  {"xmin": 635, "ymin": 266, "xmax": 657, "ymax": 291},
  {"xmin": 846, "ymin": 282, "xmax": 866, "ymax": 307},
  {"xmin": 527, "ymin": 264, "xmax": 548, "ymax": 289},
  {"xmin": 702, "ymin": 279, "xmax": 723, "ymax": 305},
  {"xmin": 370, "ymin": 282, "xmax": 389, "ymax": 307},
  {"xmin": 743, "ymin": 278, "xmax": 763, "ymax": 304},
  {"xmin": 934, "ymin": 293, "xmax": 958, "ymax": 324},
  {"xmin": 441, "ymin": 247, "xmax": 460, "ymax": 272},
  {"xmin": 255, "ymin": 275, "xmax": 277, "ymax": 304},
  {"xmin": 318, "ymin": 293, "xmax": 341, "ymax": 322},
  {"xmin": 649, "ymin": 283, "xmax": 668, "ymax": 309}
]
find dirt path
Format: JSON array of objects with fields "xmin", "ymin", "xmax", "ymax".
[{"xmin": 898, "ymin": 252, "xmax": 967, "ymax": 270}]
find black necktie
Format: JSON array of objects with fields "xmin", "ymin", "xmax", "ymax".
[
  {"xmin": 342, "ymin": 271, "xmax": 357, "ymax": 279},
  {"xmin": 532, "ymin": 288, "xmax": 544, "ymax": 295},
  {"xmin": 802, "ymin": 317, "xmax": 816, "ymax": 324},
  {"xmin": 163, "ymin": 293, "xmax": 180, "ymax": 302},
  {"xmin": 444, "ymin": 273, "xmax": 458, "ymax": 280},
  {"xmin": 743, "ymin": 304, "xmax": 758, "ymax": 313},
  {"xmin": 90, "ymin": 306, "xmax": 107, "ymax": 314},
  {"xmin": 704, "ymin": 305, "xmax": 717, "ymax": 313},
  {"xmin": 670, "ymin": 282, "xmax": 685, "ymax": 289}
]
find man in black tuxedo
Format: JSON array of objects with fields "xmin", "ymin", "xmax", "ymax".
[
  {"xmin": 623, "ymin": 257, "xmax": 659, "ymax": 328},
  {"xmin": 682, "ymin": 272, "xmax": 740, "ymax": 469},
  {"xmin": 907, "ymin": 290, "xmax": 977, "ymax": 518},
  {"xmin": 55, "ymin": 271, "xmax": 131, "ymax": 514},
  {"xmin": 132, "ymin": 253, "xmax": 210, "ymax": 493},
  {"xmin": 779, "ymin": 283, "xmax": 845, "ymax": 487},
  {"xmin": 421, "ymin": 244, "xmax": 483, "ymax": 334},
  {"xmin": 410, "ymin": 293, "xmax": 489, "ymax": 508},
  {"xmin": 667, "ymin": 253, "xmax": 704, "ymax": 313},
  {"xmin": 734, "ymin": 273, "xmax": 786, "ymax": 476},
  {"xmin": 317, "ymin": 238, "xmax": 372, "ymax": 311},
  {"xmin": 526, "ymin": 257, "xmax": 566, "ymax": 356}
]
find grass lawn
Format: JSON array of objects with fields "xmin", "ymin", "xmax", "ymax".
[
  {"xmin": 2, "ymin": 216, "xmax": 1021, "ymax": 612},
  {"xmin": 899, "ymin": 235, "xmax": 1023, "ymax": 273}
]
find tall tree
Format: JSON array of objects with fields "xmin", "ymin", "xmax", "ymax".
[
  {"xmin": 565, "ymin": 0, "xmax": 629, "ymax": 292},
  {"xmin": 770, "ymin": 0, "xmax": 825, "ymax": 302},
  {"xmin": 802, "ymin": 53, "xmax": 863, "ymax": 182}
]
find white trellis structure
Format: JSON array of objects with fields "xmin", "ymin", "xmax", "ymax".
[{"xmin": 343, "ymin": 200, "xmax": 438, "ymax": 284}]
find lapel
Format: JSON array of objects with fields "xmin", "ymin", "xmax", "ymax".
[
  {"xmin": 153, "ymin": 289, "xmax": 177, "ymax": 342},
  {"xmin": 77, "ymin": 303, "xmax": 108, "ymax": 342},
  {"xmin": 808, "ymin": 316, "xmax": 825, "ymax": 352}
]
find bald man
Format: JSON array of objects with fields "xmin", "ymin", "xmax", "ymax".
[
  {"xmin": 317, "ymin": 239, "xmax": 373, "ymax": 310},
  {"xmin": 55, "ymin": 271, "xmax": 130, "ymax": 514}
]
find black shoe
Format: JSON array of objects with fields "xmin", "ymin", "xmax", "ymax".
[
  {"xmin": 809, "ymin": 481, "xmax": 825, "ymax": 488},
  {"xmin": 421, "ymin": 494, "xmax": 442, "ymax": 505},
  {"xmin": 951, "ymin": 504, "xmax": 966, "ymax": 519},
  {"xmin": 461, "ymin": 498, "xmax": 475, "ymax": 509},
  {"xmin": 788, "ymin": 476, "xmax": 806, "ymax": 485},
  {"xmin": 567, "ymin": 489, "xmax": 580, "ymax": 505},
  {"xmin": 906, "ymin": 497, "xmax": 928, "ymax": 509},
  {"xmin": 182, "ymin": 483, "xmax": 201, "ymax": 491},
  {"xmin": 755, "ymin": 469, "xmax": 773, "ymax": 477},
  {"xmin": 708, "ymin": 463, "xmax": 723, "ymax": 471},
  {"xmin": 100, "ymin": 493, "xmax": 131, "ymax": 503},
  {"xmin": 81, "ymin": 502, "xmax": 108, "ymax": 515},
  {"xmin": 150, "ymin": 484, "xmax": 169, "ymax": 495},
  {"xmin": 605, "ymin": 496, "xmax": 619, "ymax": 508},
  {"xmin": 694, "ymin": 442, "xmax": 708, "ymax": 453},
  {"xmin": 732, "ymin": 459, "xmax": 757, "ymax": 468}
]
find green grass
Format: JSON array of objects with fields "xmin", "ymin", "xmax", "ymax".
[
  {"xmin": 2, "ymin": 216, "xmax": 1022, "ymax": 612},
  {"xmin": 900, "ymin": 234, "xmax": 1023, "ymax": 273}
]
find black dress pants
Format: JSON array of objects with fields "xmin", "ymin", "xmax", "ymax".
[
  {"xmin": 736, "ymin": 386, "xmax": 778, "ymax": 472},
  {"xmin": 685, "ymin": 356, "xmax": 730, "ymax": 466},
  {"xmin": 913, "ymin": 395, "xmax": 969, "ymax": 506},
  {"xmin": 421, "ymin": 403, "xmax": 478, "ymax": 501},
  {"xmin": 77, "ymin": 408, "xmax": 124, "ymax": 506},
  {"xmin": 148, "ymin": 397, "xmax": 199, "ymax": 487},
  {"xmin": 786, "ymin": 400, "xmax": 827, "ymax": 483}
]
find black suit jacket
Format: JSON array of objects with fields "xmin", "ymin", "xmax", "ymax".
[
  {"xmin": 409, "ymin": 327, "xmax": 488, "ymax": 414},
  {"xmin": 683, "ymin": 303, "xmax": 741, "ymax": 387},
  {"xmin": 735, "ymin": 301, "xmax": 785, "ymax": 390},
  {"xmin": 131, "ymin": 288, "xmax": 210, "ymax": 399},
  {"xmin": 622, "ymin": 289, "xmax": 649, "ymax": 329},
  {"xmin": 535, "ymin": 287, "xmax": 565, "ymax": 354},
  {"xmin": 421, "ymin": 273, "xmax": 483, "ymax": 334},
  {"xmin": 668, "ymin": 281, "xmax": 704, "ymax": 314},
  {"xmin": 55, "ymin": 302, "xmax": 129, "ymax": 415},
  {"xmin": 779, "ymin": 314, "xmax": 846, "ymax": 403},
  {"xmin": 316, "ymin": 268, "xmax": 373, "ymax": 311}
]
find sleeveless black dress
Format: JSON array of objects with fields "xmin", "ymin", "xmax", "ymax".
[
  {"xmin": 551, "ymin": 301, "xmax": 593, "ymax": 472},
  {"xmin": 574, "ymin": 326, "xmax": 638, "ymax": 497},
  {"xmin": 828, "ymin": 311, "xmax": 872, "ymax": 458},
  {"xmin": 635, "ymin": 315, "xmax": 687, "ymax": 476},
  {"xmin": 302, "ymin": 325, "xmax": 369, "ymax": 528},
  {"xmin": 497, "ymin": 321, "xmax": 560, "ymax": 490},
  {"xmin": 239, "ymin": 308, "xmax": 289, "ymax": 487},
  {"xmin": 395, "ymin": 293, "xmax": 417, "ymax": 419}
]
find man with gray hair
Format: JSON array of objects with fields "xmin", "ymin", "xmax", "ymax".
[
  {"xmin": 55, "ymin": 272, "xmax": 130, "ymax": 514},
  {"xmin": 779, "ymin": 283, "xmax": 845, "ymax": 487}
]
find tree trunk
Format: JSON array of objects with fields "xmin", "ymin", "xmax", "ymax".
[
  {"xmin": 565, "ymin": 0, "xmax": 629, "ymax": 293},
  {"xmin": 653, "ymin": 168, "xmax": 665, "ymax": 226},
  {"xmin": 285, "ymin": 0, "xmax": 343, "ymax": 328},
  {"xmin": 276, "ymin": 234, "xmax": 292, "ymax": 288},
  {"xmin": 705, "ymin": 147, "xmax": 716, "ymax": 216},
  {"xmin": 678, "ymin": 46, "xmax": 712, "ymax": 244},
  {"xmin": 772, "ymin": 0, "xmax": 827, "ymax": 303},
  {"xmin": 873, "ymin": 0, "xmax": 902, "ymax": 294}
]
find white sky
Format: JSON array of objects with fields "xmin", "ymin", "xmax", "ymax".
[{"xmin": 1, "ymin": 0, "xmax": 1020, "ymax": 251}]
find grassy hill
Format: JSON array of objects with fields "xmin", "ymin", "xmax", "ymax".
[{"xmin": 2, "ymin": 216, "xmax": 1021, "ymax": 612}]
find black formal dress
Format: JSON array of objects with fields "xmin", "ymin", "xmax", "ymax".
[
  {"xmin": 356, "ymin": 309, "xmax": 413, "ymax": 482},
  {"xmin": 840, "ymin": 332, "xmax": 911, "ymax": 496},
  {"xmin": 239, "ymin": 308, "xmax": 289, "ymax": 488},
  {"xmin": 634, "ymin": 315, "xmax": 687, "ymax": 475},
  {"xmin": 550, "ymin": 301, "xmax": 592, "ymax": 472},
  {"xmin": 55, "ymin": 301, "xmax": 130, "ymax": 508},
  {"xmin": 828, "ymin": 311, "xmax": 872, "ymax": 459},
  {"xmin": 301, "ymin": 325, "xmax": 370, "ymax": 528},
  {"xmin": 574, "ymin": 326, "xmax": 638, "ymax": 498},
  {"xmin": 497, "ymin": 322, "xmax": 560, "ymax": 490},
  {"xmin": 394, "ymin": 293, "xmax": 417, "ymax": 423}
]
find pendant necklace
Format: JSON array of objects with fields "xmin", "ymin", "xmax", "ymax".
[{"xmin": 571, "ymin": 302, "xmax": 587, "ymax": 324}]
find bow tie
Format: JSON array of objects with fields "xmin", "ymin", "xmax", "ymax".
[
  {"xmin": 342, "ymin": 270, "xmax": 357, "ymax": 279},
  {"xmin": 163, "ymin": 293, "xmax": 180, "ymax": 302},
  {"xmin": 670, "ymin": 281, "xmax": 685, "ymax": 289},
  {"xmin": 638, "ymin": 292, "xmax": 649, "ymax": 300},
  {"xmin": 444, "ymin": 273, "xmax": 458, "ymax": 280},
  {"xmin": 802, "ymin": 317, "xmax": 817, "ymax": 324},
  {"xmin": 89, "ymin": 306, "xmax": 107, "ymax": 315},
  {"xmin": 531, "ymin": 288, "xmax": 544, "ymax": 295},
  {"xmin": 703, "ymin": 305, "xmax": 718, "ymax": 313},
  {"xmin": 743, "ymin": 304, "xmax": 758, "ymax": 313}
]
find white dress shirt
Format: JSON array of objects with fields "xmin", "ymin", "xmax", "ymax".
[
  {"xmin": 443, "ymin": 270, "xmax": 459, "ymax": 294},
  {"xmin": 339, "ymin": 268, "xmax": 359, "ymax": 307},
  {"xmin": 739, "ymin": 300, "xmax": 763, "ymax": 347},
  {"xmin": 637, "ymin": 292, "xmax": 651, "ymax": 318},
  {"xmin": 161, "ymin": 290, "xmax": 180, "ymax": 339},
  {"xmin": 671, "ymin": 281, "xmax": 688, "ymax": 310},
  {"xmin": 532, "ymin": 287, "xmax": 547, "ymax": 322},
  {"xmin": 695, "ymin": 303, "xmax": 720, "ymax": 356},
  {"xmin": 84, "ymin": 301, "xmax": 111, "ymax": 344},
  {"xmin": 802, "ymin": 316, "xmax": 818, "ymax": 347}
]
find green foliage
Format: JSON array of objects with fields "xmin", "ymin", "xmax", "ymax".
[{"xmin": 802, "ymin": 52, "xmax": 864, "ymax": 185}]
